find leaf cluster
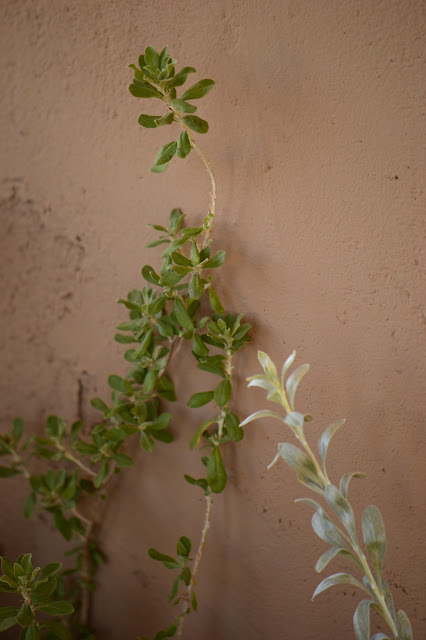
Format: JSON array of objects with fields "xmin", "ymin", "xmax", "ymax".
[
  {"xmin": 128, "ymin": 45, "xmax": 215, "ymax": 172},
  {"xmin": 0, "ymin": 555, "xmax": 73, "ymax": 639}
]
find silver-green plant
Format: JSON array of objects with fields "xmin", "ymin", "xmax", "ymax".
[{"xmin": 241, "ymin": 350, "xmax": 414, "ymax": 640}]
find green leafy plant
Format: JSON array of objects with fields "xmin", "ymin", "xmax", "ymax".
[
  {"xmin": 242, "ymin": 351, "xmax": 414, "ymax": 640},
  {"xmin": 0, "ymin": 555, "xmax": 73, "ymax": 639},
  {"xmin": 1, "ymin": 46, "xmax": 251, "ymax": 639}
]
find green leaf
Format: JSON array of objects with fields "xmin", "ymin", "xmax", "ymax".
[
  {"xmin": 208, "ymin": 287, "xmax": 224, "ymax": 313},
  {"xmin": 152, "ymin": 142, "xmax": 177, "ymax": 168},
  {"xmin": 154, "ymin": 112, "xmax": 174, "ymax": 127},
  {"xmin": 147, "ymin": 549, "xmax": 180, "ymax": 569},
  {"xmin": 192, "ymin": 333, "xmax": 209, "ymax": 356},
  {"xmin": 90, "ymin": 397, "xmax": 108, "ymax": 413},
  {"xmin": 1, "ymin": 557, "xmax": 17, "ymax": 582},
  {"xmin": 166, "ymin": 66, "xmax": 196, "ymax": 88},
  {"xmin": 143, "ymin": 368, "xmax": 158, "ymax": 393},
  {"xmin": 207, "ymin": 447, "xmax": 227, "ymax": 493},
  {"xmin": 23, "ymin": 623, "xmax": 41, "ymax": 640},
  {"xmin": 176, "ymin": 130, "xmax": 191, "ymax": 158},
  {"xmin": 188, "ymin": 273, "xmax": 204, "ymax": 299},
  {"xmin": 53, "ymin": 512, "xmax": 72, "ymax": 541},
  {"xmin": 23, "ymin": 493, "xmax": 36, "ymax": 519},
  {"xmin": 191, "ymin": 590, "xmax": 197, "ymax": 611},
  {"xmin": 138, "ymin": 114, "xmax": 162, "ymax": 128},
  {"xmin": 144, "ymin": 46, "xmax": 160, "ymax": 71},
  {"xmin": 129, "ymin": 83, "xmax": 163, "ymax": 99},
  {"xmin": 0, "ymin": 616, "xmax": 17, "ymax": 631},
  {"xmin": 141, "ymin": 265, "xmax": 160, "ymax": 285},
  {"xmin": 353, "ymin": 599, "xmax": 374, "ymax": 640},
  {"xmin": 173, "ymin": 298, "xmax": 193, "ymax": 330},
  {"xmin": 183, "ymin": 474, "xmax": 208, "ymax": 492},
  {"xmin": 214, "ymin": 379, "xmax": 231, "ymax": 408},
  {"xmin": 176, "ymin": 536, "xmax": 191, "ymax": 557},
  {"xmin": 189, "ymin": 419, "xmax": 215, "ymax": 450},
  {"xmin": 36, "ymin": 601, "xmax": 74, "ymax": 616},
  {"xmin": 202, "ymin": 250, "xmax": 225, "ymax": 269},
  {"xmin": 13, "ymin": 417, "xmax": 24, "ymax": 442},
  {"xmin": 0, "ymin": 607, "xmax": 19, "ymax": 621},
  {"xmin": 312, "ymin": 572, "xmax": 366, "ymax": 600},
  {"xmin": 183, "ymin": 115, "xmax": 208, "ymax": 134},
  {"xmin": 172, "ymin": 99, "xmax": 197, "ymax": 114},
  {"xmin": 318, "ymin": 419, "xmax": 346, "ymax": 471},
  {"xmin": 112, "ymin": 453, "xmax": 133, "ymax": 467},
  {"xmin": 36, "ymin": 562, "xmax": 62, "ymax": 582},
  {"xmin": 187, "ymin": 391, "xmax": 214, "ymax": 408},
  {"xmin": 94, "ymin": 460, "xmax": 109, "ymax": 488},
  {"xmin": 171, "ymin": 251, "xmax": 191, "ymax": 266},
  {"xmin": 362, "ymin": 505, "xmax": 386, "ymax": 577},
  {"xmin": 181, "ymin": 79, "xmax": 215, "ymax": 100},
  {"xmin": 16, "ymin": 604, "xmax": 34, "ymax": 628},
  {"xmin": 114, "ymin": 333, "xmax": 135, "ymax": 344},
  {"xmin": 0, "ymin": 466, "xmax": 19, "ymax": 478},
  {"xmin": 150, "ymin": 413, "xmax": 171, "ymax": 430},
  {"xmin": 108, "ymin": 375, "xmax": 128, "ymax": 393},
  {"xmin": 32, "ymin": 577, "xmax": 57, "ymax": 602},
  {"xmin": 39, "ymin": 620, "xmax": 72, "ymax": 640},
  {"xmin": 225, "ymin": 412, "xmax": 243, "ymax": 442},
  {"xmin": 139, "ymin": 431, "xmax": 154, "ymax": 452},
  {"xmin": 158, "ymin": 270, "xmax": 185, "ymax": 287}
]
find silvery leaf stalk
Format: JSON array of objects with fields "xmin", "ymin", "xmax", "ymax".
[{"xmin": 241, "ymin": 350, "xmax": 413, "ymax": 640}]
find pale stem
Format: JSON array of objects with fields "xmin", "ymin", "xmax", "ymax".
[
  {"xmin": 164, "ymin": 97, "xmax": 217, "ymax": 247},
  {"xmin": 176, "ymin": 493, "xmax": 213, "ymax": 640},
  {"xmin": 72, "ymin": 508, "xmax": 94, "ymax": 628},
  {"xmin": 62, "ymin": 449, "xmax": 96, "ymax": 477}
]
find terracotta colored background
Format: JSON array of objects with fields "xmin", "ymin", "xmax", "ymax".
[{"xmin": 0, "ymin": 1, "xmax": 424, "ymax": 638}]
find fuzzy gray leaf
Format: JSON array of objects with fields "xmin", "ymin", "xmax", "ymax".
[
  {"xmin": 353, "ymin": 599, "xmax": 374, "ymax": 640},
  {"xmin": 239, "ymin": 410, "xmax": 284, "ymax": 427},
  {"xmin": 396, "ymin": 609, "xmax": 413, "ymax": 640},
  {"xmin": 281, "ymin": 350, "xmax": 296, "ymax": 386},
  {"xmin": 339, "ymin": 471, "xmax": 367, "ymax": 498},
  {"xmin": 312, "ymin": 572, "xmax": 366, "ymax": 600},
  {"xmin": 318, "ymin": 419, "xmax": 346, "ymax": 471},
  {"xmin": 324, "ymin": 485, "xmax": 357, "ymax": 541},
  {"xmin": 362, "ymin": 505, "xmax": 386, "ymax": 577},
  {"xmin": 286, "ymin": 363, "xmax": 309, "ymax": 410}
]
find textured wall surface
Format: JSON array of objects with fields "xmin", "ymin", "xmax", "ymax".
[{"xmin": 0, "ymin": 1, "xmax": 425, "ymax": 638}]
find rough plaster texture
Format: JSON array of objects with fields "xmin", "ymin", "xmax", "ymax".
[{"xmin": 0, "ymin": 1, "xmax": 424, "ymax": 638}]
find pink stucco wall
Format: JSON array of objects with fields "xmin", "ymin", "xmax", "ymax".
[{"xmin": 1, "ymin": 1, "xmax": 424, "ymax": 638}]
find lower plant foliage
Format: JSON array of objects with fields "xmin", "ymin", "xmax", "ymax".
[{"xmin": 242, "ymin": 351, "xmax": 414, "ymax": 640}]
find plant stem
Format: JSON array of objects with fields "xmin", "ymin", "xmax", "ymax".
[
  {"xmin": 71, "ymin": 508, "xmax": 94, "ymax": 627},
  {"xmin": 165, "ymin": 98, "xmax": 217, "ymax": 247},
  {"xmin": 176, "ymin": 493, "xmax": 213, "ymax": 640},
  {"xmin": 63, "ymin": 449, "xmax": 96, "ymax": 477}
]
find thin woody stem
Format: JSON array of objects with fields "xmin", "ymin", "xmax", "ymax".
[
  {"xmin": 164, "ymin": 97, "xmax": 217, "ymax": 247},
  {"xmin": 176, "ymin": 493, "xmax": 213, "ymax": 640}
]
